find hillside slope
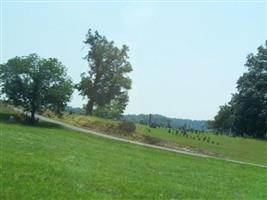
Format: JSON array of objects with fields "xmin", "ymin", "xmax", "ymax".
[
  {"xmin": 42, "ymin": 110, "xmax": 267, "ymax": 166},
  {"xmin": 1, "ymin": 107, "xmax": 267, "ymax": 199}
]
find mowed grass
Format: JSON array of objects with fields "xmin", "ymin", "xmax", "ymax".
[
  {"xmin": 138, "ymin": 125, "xmax": 267, "ymax": 166},
  {"xmin": 44, "ymin": 111, "xmax": 267, "ymax": 166},
  {"xmin": 1, "ymin": 107, "xmax": 267, "ymax": 199}
]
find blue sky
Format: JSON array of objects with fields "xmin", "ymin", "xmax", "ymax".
[{"xmin": 1, "ymin": 1, "xmax": 266, "ymax": 120}]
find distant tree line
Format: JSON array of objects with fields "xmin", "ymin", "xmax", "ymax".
[
  {"xmin": 123, "ymin": 114, "xmax": 207, "ymax": 130},
  {"xmin": 65, "ymin": 106, "xmax": 86, "ymax": 115},
  {"xmin": 209, "ymin": 42, "xmax": 267, "ymax": 138}
]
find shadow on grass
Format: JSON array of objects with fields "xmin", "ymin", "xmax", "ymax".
[{"xmin": 0, "ymin": 112, "xmax": 61, "ymax": 129}]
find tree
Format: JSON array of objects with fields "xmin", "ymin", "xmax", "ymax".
[
  {"xmin": 76, "ymin": 29, "xmax": 132, "ymax": 116},
  {"xmin": 93, "ymin": 92, "xmax": 129, "ymax": 119},
  {"xmin": 212, "ymin": 42, "xmax": 267, "ymax": 138},
  {"xmin": 148, "ymin": 114, "xmax": 152, "ymax": 127},
  {"xmin": 232, "ymin": 43, "xmax": 267, "ymax": 138},
  {"xmin": 212, "ymin": 104, "xmax": 234, "ymax": 133},
  {"xmin": 0, "ymin": 54, "xmax": 73, "ymax": 123}
]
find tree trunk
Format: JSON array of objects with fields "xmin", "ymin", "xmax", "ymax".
[
  {"xmin": 86, "ymin": 99, "xmax": 94, "ymax": 115},
  {"xmin": 30, "ymin": 110, "xmax": 35, "ymax": 123}
]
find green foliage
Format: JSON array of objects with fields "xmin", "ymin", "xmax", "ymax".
[
  {"xmin": 0, "ymin": 54, "xmax": 73, "ymax": 122},
  {"xmin": 212, "ymin": 104, "xmax": 234, "ymax": 132},
  {"xmin": 212, "ymin": 42, "xmax": 267, "ymax": 138},
  {"xmin": 93, "ymin": 92, "xmax": 128, "ymax": 119},
  {"xmin": 76, "ymin": 29, "xmax": 132, "ymax": 116}
]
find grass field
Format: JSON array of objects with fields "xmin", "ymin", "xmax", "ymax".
[
  {"xmin": 138, "ymin": 125, "xmax": 267, "ymax": 166},
  {"xmin": 43, "ymin": 111, "xmax": 267, "ymax": 166},
  {"xmin": 1, "ymin": 106, "xmax": 267, "ymax": 199}
]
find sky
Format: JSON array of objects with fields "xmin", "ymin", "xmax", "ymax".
[{"xmin": 0, "ymin": 0, "xmax": 266, "ymax": 120}]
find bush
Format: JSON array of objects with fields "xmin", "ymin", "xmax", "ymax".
[
  {"xmin": 144, "ymin": 135, "xmax": 161, "ymax": 145},
  {"xmin": 118, "ymin": 121, "xmax": 136, "ymax": 133}
]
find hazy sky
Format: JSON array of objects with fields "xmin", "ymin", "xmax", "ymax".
[{"xmin": 1, "ymin": 1, "xmax": 266, "ymax": 120}]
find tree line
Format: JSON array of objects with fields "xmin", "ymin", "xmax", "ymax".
[
  {"xmin": 0, "ymin": 29, "xmax": 132, "ymax": 122},
  {"xmin": 209, "ymin": 42, "xmax": 267, "ymax": 138},
  {"xmin": 123, "ymin": 114, "xmax": 207, "ymax": 130}
]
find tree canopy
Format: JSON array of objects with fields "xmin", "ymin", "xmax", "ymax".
[
  {"xmin": 212, "ymin": 42, "xmax": 267, "ymax": 138},
  {"xmin": 77, "ymin": 29, "xmax": 132, "ymax": 117},
  {"xmin": 0, "ymin": 54, "xmax": 73, "ymax": 122}
]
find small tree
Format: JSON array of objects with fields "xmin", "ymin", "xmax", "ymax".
[{"xmin": 0, "ymin": 54, "xmax": 73, "ymax": 123}]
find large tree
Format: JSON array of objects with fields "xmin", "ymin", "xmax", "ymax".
[
  {"xmin": 77, "ymin": 29, "xmax": 132, "ymax": 116},
  {"xmin": 93, "ymin": 92, "xmax": 129, "ymax": 119},
  {"xmin": 212, "ymin": 104, "xmax": 234, "ymax": 132},
  {"xmin": 212, "ymin": 42, "xmax": 267, "ymax": 138},
  {"xmin": 0, "ymin": 54, "xmax": 73, "ymax": 122}
]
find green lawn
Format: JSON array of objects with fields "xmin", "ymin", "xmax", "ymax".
[
  {"xmin": 43, "ymin": 110, "xmax": 267, "ymax": 166},
  {"xmin": 138, "ymin": 125, "xmax": 267, "ymax": 166},
  {"xmin": 1, "ymin": 107, "xmax": 267, "ymax": 199}
]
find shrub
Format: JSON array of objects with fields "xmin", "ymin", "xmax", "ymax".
[
  {"xmin": 118, "ymin": 121, "xmax": 136, "ymax": 133},
  {"xmin": 144, "ymin": 135, "xmax": 161, "ymax": 145}
]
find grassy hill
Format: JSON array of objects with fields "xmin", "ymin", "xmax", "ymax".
[
  {"xmin": 138, "ymin": 125, "xmax": 267, "ymax": 166},
  {"xmin": 42, "ymin": 110, "xmax": 267, "ymax": 166},
  {"xmin": 1, "ymin": 105, "xmax": 267, "ymax": 199}
]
